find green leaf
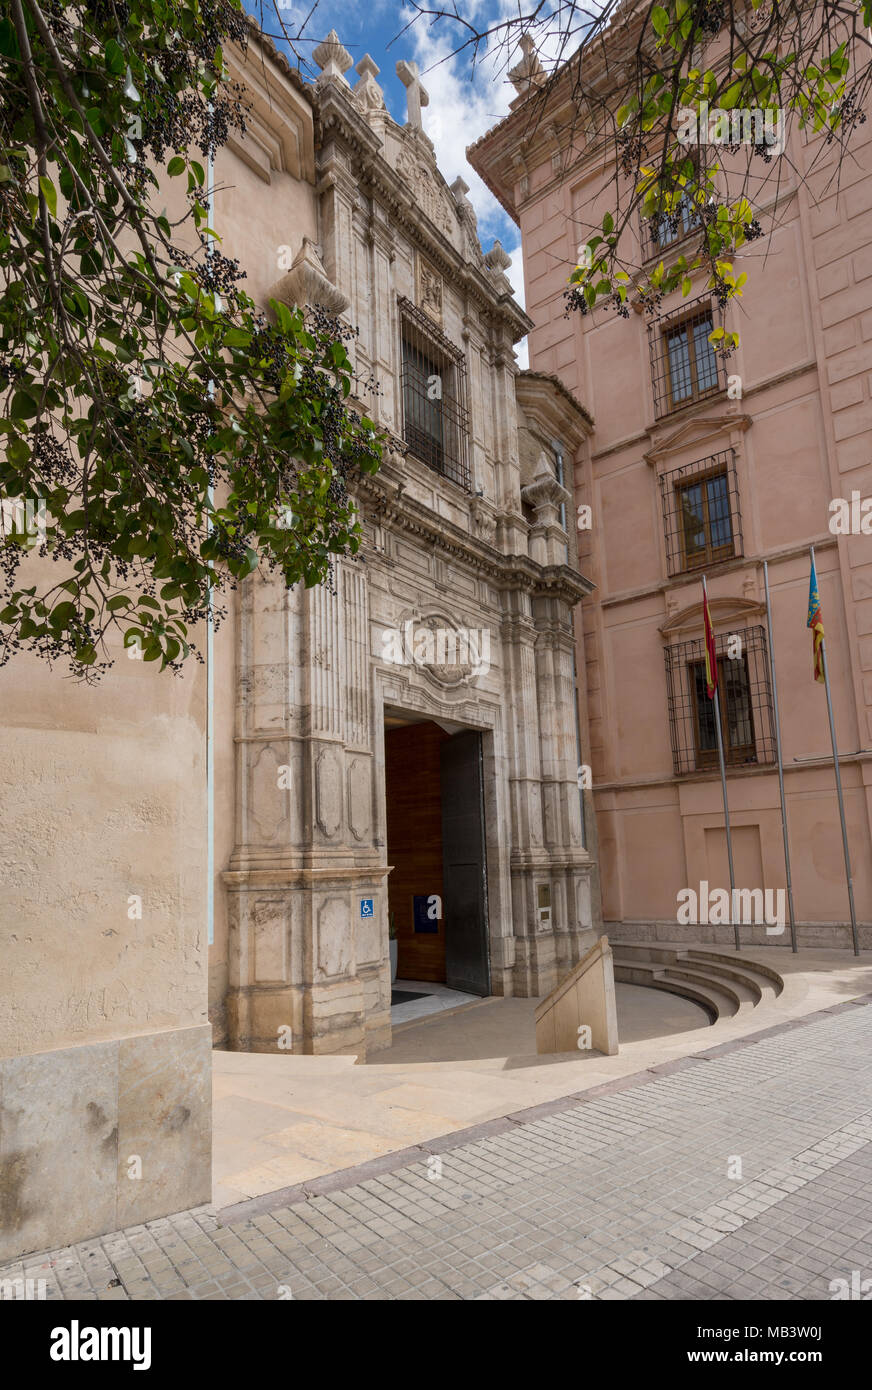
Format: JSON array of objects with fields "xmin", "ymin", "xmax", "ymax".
[
  {"xmin": 651, "ymin": 6, "xmax": 669, "ymax": 37},
  {"xmin": 104, "ymin": 38, "xmax": 126, "ymax": 75},
  {"xmin": 38, "ymin": 176, "xmax": 57, "ymax": 219},
  {"xmin": 49, "ymin": 601, "xmax": 77, "ymax": 628},
  {"xmin": 720, "ymin": 79, "xmax": 744, "ymax": 110},
  {"xmin": 0, "ymin": 17, "xmax": 19, "ymax": 59},
  {"xmin": 10, "ymin": 390, "xmax": 37, "ymax": 421},
  {"xmin": 167, "ymin": 156, "xmax": 186, "ymax": 177}
]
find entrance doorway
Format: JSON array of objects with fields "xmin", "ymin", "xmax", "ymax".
[{"xmin": 384, "ymin": 716, "xmax": 490, "ymax": 998}]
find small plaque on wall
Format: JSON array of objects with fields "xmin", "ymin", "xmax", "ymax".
[{"xmin": 413, "ymin": 895, "xmax": 439, "ymax": 933}]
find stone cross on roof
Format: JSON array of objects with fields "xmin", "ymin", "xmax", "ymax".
[{"xmin": 396, "ymin": 59, "xmax": 429, "ymax": 128}]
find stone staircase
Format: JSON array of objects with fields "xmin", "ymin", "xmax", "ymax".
[{"xmin": 611, "ymin": 943, "xmax": 784, "ymax": 1024}]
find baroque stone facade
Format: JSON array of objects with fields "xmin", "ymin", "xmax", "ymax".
[{"xmin": 219, "ymin": 33, "xmax": 601, "ymax": 1058}]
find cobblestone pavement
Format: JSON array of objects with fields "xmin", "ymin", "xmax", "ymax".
[{"xmin": 4, "ymin": 1002, "xmax": 872, "ymax": 1302}]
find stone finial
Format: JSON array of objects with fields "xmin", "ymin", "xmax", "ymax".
[
  {"xmin": 522, "ymin": 454, "xmax": 570, "ymax": 522},
  {"xmin": 508, "ymin": 33, "xmax": 545, "ymax": 97},
  {"xmin": 273, "ymin": 237, "xmax": 349, "ymax": 315},
  {"xmin": 485, "ymin": 239, "xmax": 512, "ymax": 273},
  {"xmin": 450, "ymin": 175, "xmax": 475, "ymax": 218},
  {"xmin": 353, "ymin": 54, "xmax": 385, "ymax": 112},
  {"xmin": 396, "ymin": 59, "xmax": 430, "ymax": 129},
  {"xmin": 313, "ymin": 30, "xmax": 353, "ymax": 87}
]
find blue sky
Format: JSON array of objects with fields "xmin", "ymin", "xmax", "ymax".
[{"xmin": 260, "ymin": 2, "xmax": 532, "ymax": 311}]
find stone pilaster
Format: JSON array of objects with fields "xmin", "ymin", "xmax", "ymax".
[{"xmin": 225, "ymin": 564, "xmax": 389, "ymax": 1059}]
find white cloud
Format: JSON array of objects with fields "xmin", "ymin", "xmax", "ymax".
[
  {"xmin": 401, "ymin": 7, "xmax": 521, "ymax": 248},
  {"xmin": 501, "ymin": 237, "xmax": 528, "ymax": 366}
]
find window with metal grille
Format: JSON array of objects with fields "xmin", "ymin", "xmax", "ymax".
[
  {"xmin": 650, "ymin": 297, "xmax": 725, "ymax": 418},
  {"xmin": 398, "ymin": 296, "xmax": 470, "ymax": 491},
  {"xmin": 645, "ymin": 194, "xmax": 701, "ymax": 256},
  {"xmin": 640, "ymin": 146, "xmax": 705, "ymax": 259},
  {"xmin": 664, "ymin": 625, "xmax": 776, "ymax": 776},
  {"xmin": 659, "ymin": 450, "xmax": 743, "ymax": 577}
]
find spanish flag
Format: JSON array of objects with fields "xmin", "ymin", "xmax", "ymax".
[
  {"xmin": 807, "ymin": 557, "xmax": 825, "ymax": 683},
  {"xmin": 703, "ymin": 582, "xmax": 718, "ymax": 699}
]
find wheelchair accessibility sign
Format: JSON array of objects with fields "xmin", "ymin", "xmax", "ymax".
[{"xmin": 360, "ymin": 899, "xmax": 374, "ymax": 919}]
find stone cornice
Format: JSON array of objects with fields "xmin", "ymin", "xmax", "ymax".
[
  {"xmin": 357, "ymin": 462, "xmax": 594, "ymax": 605},
  {"xmin": 644, "ymin": 410, "xmax": 752, "ymax": 464},
  {"xmin": 227, "ymin": 34, "xmax": 315, "ymax": 184},
  {"xmin": 659, "ymin": 595, "xmax": 765, "ymax": 637},
  {"xmin": 516, "ymin": 370, "xmax": 594, "ymax": 448}
]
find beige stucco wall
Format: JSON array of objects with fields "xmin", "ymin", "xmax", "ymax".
[
  {"xmin": 0, "ymin": 641, "xmax": 206, "ymax": 1056},
  {"xmin": 0, "ymin": 33, "xmax": 319, "ymax": 1259}
]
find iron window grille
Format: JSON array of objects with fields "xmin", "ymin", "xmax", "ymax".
[
  {"xmin": 398, "ymin": 296, "xmax": 470, "ymax": 491},
  {"xmin": 659, "ymin": 449, "xmax": 743, "ymax": 578},
  {"xmin": 649, "ymin": 295, "xmax": 725, "ymax": 419},
  {"xmin": 664, "ymin": 624, "xmax": 776, "ymax": 776}
]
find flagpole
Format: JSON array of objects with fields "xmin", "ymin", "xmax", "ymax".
[
  {"xmin": 763, "ymin": 560, "xmax": 798, "ymax": 952},
  {"xmin": 703, "ymin": 574, "xmax": 740, "ymax": 951},
  {"xmin": 810, "ymin": 546, "xmax": 859, "ymax": 957}
]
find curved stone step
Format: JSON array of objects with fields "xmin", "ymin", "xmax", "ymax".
[
  {"xmin": 611, "ymin": 941, "xmax": 786, "ymax": 1025},
  {"xmin": 661, "ymin": 964, "xmax": 753, "ymax": 1014},
  {"xmin": 675, "ymin": 956, "xmax": 770, "ymax": 1004},
  {"xmin": 613, "ymin": 961, "xmax": 729, "ymax": 1023},
  {"xmin": 611, "ymin": 944, "xmax": 685, "ymax": 968},
  {"xmin": 684, "ymin": 948, "xmax": 784, "ymax": 997}
]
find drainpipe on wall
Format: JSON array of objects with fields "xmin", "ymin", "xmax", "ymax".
[
  {"xmin": 206, "ymin": 137, "xmax": 215, "ymax": 947},
  {"xmin": 554, "ymin": 439, "xmax": 586, "ymax": 848}
]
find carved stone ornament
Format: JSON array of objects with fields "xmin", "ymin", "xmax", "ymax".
[
  {"xmin": 416, "ymin": 255, "xmax": 443, "ymax": 325},
  {"xmin": 508, "ymin": 34, "xmax": 546, "ymax": 98},
  {"xmin": 391, "ymin": 613, "xmax": 491, "ymax": 686},
  {"xmin": 451, "ymin": 176, "xmax": 484, "ymax": 262},
  {"xmin": 521, "ymin": 453, "xmax": 570, "ymax": 524},
  {"xmin": 312, "ymin": 30, "xmax": 353, "ymax": 88},
  {"xmin": 484, "ymin": 238, "xmax": 514, "ymax": 296},
  {"xmin": 396, "ymin": 136, "xmax": 455, "ymax": 241},
  {"xmin": 353, "ymin": 54, "xmax": 385, "ymax": 115},
  {"xmin": 470, "ymin": 494, "xmax": 497, "ymax": 545},
  {"xmin": 273, "ymin": 238, "xmax": 349, "ymax": 315}
]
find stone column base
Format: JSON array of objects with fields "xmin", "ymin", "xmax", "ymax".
[{"xmin": 0, "ymin": 1023, "xmax": 212, "ymax": 1262}]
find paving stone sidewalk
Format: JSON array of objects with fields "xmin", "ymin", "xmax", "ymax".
[{"xmin": 4, "ymin": 1003, "xmax": 872, "ymax": 1301}]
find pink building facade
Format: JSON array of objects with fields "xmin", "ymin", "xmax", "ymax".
[{"xmin": 470, "ymin": 37, "xmax": 872, "ymax": 947}]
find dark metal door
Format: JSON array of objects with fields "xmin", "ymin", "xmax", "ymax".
[{"xmin": 440, "ymin": 730, "xmax": 490, "ymax": 996}]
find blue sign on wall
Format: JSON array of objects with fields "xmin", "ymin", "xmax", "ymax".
[
  {"xmin": 360, "ymin": 899, "xmax": 374, "ymax": 919},
  {"xmin": 413, "ymin": 895, "xmax": 438, "ymax": 933}
]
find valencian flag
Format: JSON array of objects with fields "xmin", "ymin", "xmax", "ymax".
[
  {"xmin": 703, "ymin": 583, "xmax": 718, "ymax": 698},
  {"xmin": 807, "ymin": 557, "xmax": 825, "ymax": 683}
]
